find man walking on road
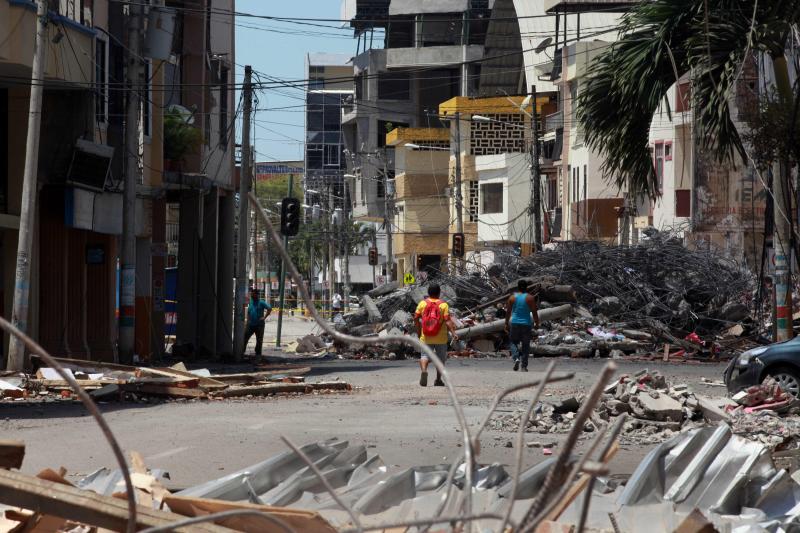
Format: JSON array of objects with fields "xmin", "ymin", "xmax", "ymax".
[
  {"xmin": 245, "ymin": 288, "xmax": 272, "ymax": 359},
  {"xmin": 414, "ymin": 284, "xmax": 458, "ymax": 387},
  {"xmin": 505, "ymin": 280, "xmax": 540, "ymax": 372}
]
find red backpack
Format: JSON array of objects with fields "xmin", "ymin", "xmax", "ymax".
[{"xmin": 421, "ymin": 298, "xmax": 443, "ymax": 337}]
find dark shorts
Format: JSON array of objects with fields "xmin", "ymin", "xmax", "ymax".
[{"xmin": 509, "ymin": 323, "xmax": 532, "ymax": 343}]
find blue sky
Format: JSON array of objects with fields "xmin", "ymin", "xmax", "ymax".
[{"xmin": 235, "ymin": 0, "xmax": 354, "ymax": 163}]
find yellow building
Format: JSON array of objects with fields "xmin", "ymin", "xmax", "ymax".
[{"xmin": 386, "ymin": 127, "xmax": 451, "ymax": 283}]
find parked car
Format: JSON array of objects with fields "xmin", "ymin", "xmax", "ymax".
[{"xmin": 724, "ymin": 337, "xmax": 800, "ymax": 396}]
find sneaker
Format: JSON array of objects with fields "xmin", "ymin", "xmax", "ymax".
[
  {"xmin": 521, "ymin": 366, "xmax": 528, "ymax": 372},
  {"xmin": 513, "ymin": 361, "xmax": 520, "ymax": 372},
  {"xmin": 420, "ymin": 371, "xmax": 428, "ymax": 387},
  {"xmin": 434, "ymin": 378, "xmax": 445, "ymax": 387}
]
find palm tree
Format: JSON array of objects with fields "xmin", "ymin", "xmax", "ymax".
[
  {"xmin": 577, "ymin": 0, "xmax": 798, "ymax": 198},
  {"xmin": 577, "ymin": 0, "xmax": 800, "ymax": 340}
]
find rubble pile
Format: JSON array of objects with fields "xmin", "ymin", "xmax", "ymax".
[
  {"xmin": 490, "ymin": 370, "xmax": 721, "ymax": 445},
  {"xmin": 338, "ymin": 234, "xmax": 757, "ymax": 360},
  {"xmin": 473, "ymin": 234, "xmax": 754, "ymax": 335},
  {"xmin": 0, "ymin": 356, "xmax": 351, "ymax": 403}
]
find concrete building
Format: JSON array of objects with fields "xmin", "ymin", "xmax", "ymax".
[
  {"xmin": 165, "ymin": 0, "xmax": 236, "ymax": 359},
  {"xmin": 341, "ymin": 0, "xmax": 492, "ymax": 280},
  {"xmin": 0, "ymin": 0, "xmax": 123, "ymax": 362},
  {"xmin": 385, "ymin": 127, "xmax": 451, "ymax": 281},
  {"xmin": 304, "ymin": 53, "xmax": 352, "ymax": 209}
]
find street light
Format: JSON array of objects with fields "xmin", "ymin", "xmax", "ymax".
[{"xmin": 404, "ymin": 143, "xmax": 449, "ymax": 151}]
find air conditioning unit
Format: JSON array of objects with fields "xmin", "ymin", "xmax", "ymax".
[{"xmin": 66, "ymin": 139, "xmax": 114, "ymax": 192}]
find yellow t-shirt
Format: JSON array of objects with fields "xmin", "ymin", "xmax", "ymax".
[{"xmin": 415, "ymin": 298, "xmax": 450, "ymax": 345}]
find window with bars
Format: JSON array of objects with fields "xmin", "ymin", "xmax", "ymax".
[
  {"xmin": 480, "ymin": 183, "xmax": 503, "ymax": 214},
  {"xmin": 468, "ymin": 181, "xmax": 479, "ymax": 222}
]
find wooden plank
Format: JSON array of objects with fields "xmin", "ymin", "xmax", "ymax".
[
  {"xmin": 30, "ymin": 355, "xmax": 226, "ymax": 390},
  {"xmin": 164, "ymin": 495, "xmax": 338, "ymax": 533},
  {"xmin": 544, "ymin": 441, "xmax": 620, "ymax": 521},
  {"xmin": 211, "ymin": 367, "xmax": 312, "ymax": 384},
  {"xmin": 145, "ymin": 367, "xmax": 228, "ymax": 390},
  {"xmin": 119, "ymin": 383, "xmax": 208, "ymax": 398},
  {"xmin": 211, "ymin": 381, "xmax": 350, "ymax": 398},
  {"xmin": 119, "ymin": 383, "xmax": 209, "ymax": 398},
  {"xmin": 663, "ymin": 343, "xmax": 671, "ymax": 362},
  {"xmin": 0, "ymin": 468, "xmax": 232, "ymax": 532},
  {"xmin": 0, "ymin": 440, "xmax": 25, "ymax": 469}
]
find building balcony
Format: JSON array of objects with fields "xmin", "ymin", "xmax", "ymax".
[
  {"xmin": 386, "ymin": 45, "xmax": 484, "ymax": 69},
  {"xmin": 544, "ymin": 0, "xmax": 636, "ymax": 13},
  {"xmin": 0, "ymin": 0, "xmax": 95, "ymax": 85}
]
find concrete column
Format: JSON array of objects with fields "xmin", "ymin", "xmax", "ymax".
[
  {"xmin": 176, "ymin": 190, "xmax": 201, "ymax": 348},
  {"xmin": 197, "ymin": 188, "xmax": 219, "ymax": 357},
  {"xmin": 135, "ymin": 236, "xmax": 152, "ymax": 360},
  {"xmin": 216, "ymin": 190, "xmax": 234, "ymax": 357},
  {"xmin": 150, "ymin": 197, "xmax": 166, "ymax": 357}
]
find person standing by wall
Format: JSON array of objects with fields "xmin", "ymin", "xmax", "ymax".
[{"xmin": 244, "ymin": 288, "xmax": 271, "ymax": 361}]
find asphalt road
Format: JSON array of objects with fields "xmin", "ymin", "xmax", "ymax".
[{"xmin": 0, "ymin": 356, "xmax": 729, "ymax": 490}]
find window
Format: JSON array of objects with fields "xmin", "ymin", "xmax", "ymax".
[
  {"xmin": 324, "ymin": 144, "xmax": 340, "ymax": 167},
  {"xmin": 676, "ymin": 81, "xmax": 691, "ymax": 112},
  {"xmin": 665, "ymin": 141, "xmax": 672, "ymax": 161},
  {"xmin": 307, "ymin": 144, "xmax": 323, "ymax": 169},
  {"xmin": 567, "ymin": 165, "xmax": 572, "ymax": 202},
  {"xmin": 481, "ymin": 183, "xmax": 503, "ymax": 214},
  {"xmin": 583, "ymin": 165, "xmax": 587, "ymax": 203},
  {"xmin": 654, "ymin": 142, "xmax": 664, "ymax": 192},
  {"xmin": 95, "ymin": 37, "xmax": 108, "ymax": 123},
  {"xmin": 675, "ymin": 189, "xmax": 691, "ymax": 217},
  {"xmin": 377, "ymin": 73, "xmax": 410, "ymax": 100},
  {"xmin": 418, "ymin": 15, "xmax": 463, "ymax": 47},
  {"xmin": 219, "ymin": 67, "xmax": 229, "ymax": 146},
  {"xmin": 308, "ymin": 77, "xmax": 325, "ymax": 90}
]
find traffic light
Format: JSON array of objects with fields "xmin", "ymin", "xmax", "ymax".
[
  {"xmin": 452, "ymin": 232, "xmax": 465, "ymax": 258},
  {"xmin": 368, "ymin": 247, "xmax": 378, "ymax": 266},
  {"xmin": 280, "ymin": 197, "xmax": 300, "ymax": 236}
]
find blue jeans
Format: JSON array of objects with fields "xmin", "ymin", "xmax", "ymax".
[{"xmin": 509, "ymin": 324, "xmax": 532, "ymax": 368}]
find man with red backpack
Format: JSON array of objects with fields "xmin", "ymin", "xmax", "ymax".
[{"xmin": 413, "ymin": 284, "xmax": 459, "ymax": 387}]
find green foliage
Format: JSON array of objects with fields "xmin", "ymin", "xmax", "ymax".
[
  {"xmin": 163, "ymin": 110, "xmax": 202, "ymax": 162},
  {"xmin": 577, "ymin": 0, "xmax": 799, "ymax": 199}
]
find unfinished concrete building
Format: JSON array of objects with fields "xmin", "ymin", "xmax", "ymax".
[{"xmin": 341, "ymin": 0, "xmax": 491, "ymax": 279}]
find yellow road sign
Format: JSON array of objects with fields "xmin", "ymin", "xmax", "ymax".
[{"xmin": 404, "ymin": 272, "xmax": 416, "ymax": 285}]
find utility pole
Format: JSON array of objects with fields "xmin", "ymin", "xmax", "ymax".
[
  {"xmin": 530, "ymin": 86, "xmax": 543, "ymax": 253},
  {"xmin": 275, "ymin": 174, "xmax": 293, "ymax": 346},
  {"xmin": 119, "ymin": 1, "xmax": 144, "ymax": 364},
  {"xmin": 6, "ymin": 0, "xmax": 48, "ymax": 371},
  {"xmin": 342, "ymin": 179, "xmax": 351, "ymax": 312},
  {"xmin": 233, "ymin": 65, "xmax": 253, "ymax": 360},
  {"xmin": 454, "ymin": 112, "xmax": 464, "ymax": 273},
  {"xmin": 328, "ymin": 185, "xmax": 336, "ymax": 310},
  {"xmin": 774, "ymin": 160, "xmax": 793, "ymax": 341},
  {"xmin": 382, "ymin": 158, "xmax": 395, "ymax": 281}
]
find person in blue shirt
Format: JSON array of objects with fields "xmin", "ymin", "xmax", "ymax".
[
  {"xmin": 504, "ymin": 280, "xmax": 540, "ymax": 372},
  {"xmin": 245, "ymin": 288, "xmax": 271, "ymax": 359}
]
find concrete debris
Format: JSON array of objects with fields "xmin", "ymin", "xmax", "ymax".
[
  {"xmin": 490, "ymin": 370, "xmax": 727, "ymax": 446},
  {"xmin": 294, "ymin": 334, "xmax": 327, "ymax": 354},
  {"xmin": 337, "ymin": 238, "xmax": 755, "ymax": 361},
  {"xmin": 2, "ymin": 356, "xmax": 350, "ymax": 403}
]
